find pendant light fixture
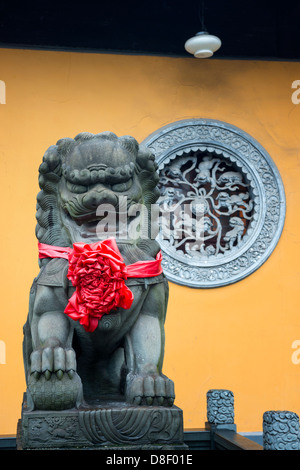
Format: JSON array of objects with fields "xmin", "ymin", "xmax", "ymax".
[{"xmin": 184, "ymin": 1, "xmax": 221, "ymax": 58}]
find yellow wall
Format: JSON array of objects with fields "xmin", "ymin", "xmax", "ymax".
[{"xmin": 1, "ymin": 47, "xmax": 300, "ymax": 435}]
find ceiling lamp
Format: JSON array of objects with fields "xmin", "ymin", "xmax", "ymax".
[
  {"xmin": 184, "ymin": 1, "xmax": 221, "ymax": 58},
  {"xmin": 184, "ymin": 32, "xmax": 221, "ymax": 58}
]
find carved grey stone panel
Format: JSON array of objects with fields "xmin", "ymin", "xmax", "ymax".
[{"xmin": 141, "ymin": 119, "xmax": 286, "ymax": 288}]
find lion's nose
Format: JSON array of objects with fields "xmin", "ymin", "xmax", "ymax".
[{"xmin": 82, "ymin": 188, "xmax": 118, "ymax": 210}]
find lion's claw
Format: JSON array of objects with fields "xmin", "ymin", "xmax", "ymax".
[
  {"xmin": 30, "ymin": 347, "xmax": 76, "ymax": 380},
  {"xmin": 125, "ymin": 373, "xmax": 175, "ymax": 407}
]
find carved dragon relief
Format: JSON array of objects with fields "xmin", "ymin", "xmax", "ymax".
[{"xmin": 158, "ymin": 153, "xmax": 254, "ymax": 259}]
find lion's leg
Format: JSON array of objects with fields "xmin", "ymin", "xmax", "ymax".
[
  {"xmin": 27, "ymin": 286, "xmax": 83, "ymax": 410},
  {"xmin": 124, "ymin": 283, "xmax": 175, "ymax": 407},
  {"xmin": 30, "ymin": 311, "xmax": 76, "ymax": 379}
]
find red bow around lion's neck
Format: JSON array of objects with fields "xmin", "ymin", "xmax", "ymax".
[{"xmin": 38, "ymin": 238, "xmax": 163, "ymax": 332}]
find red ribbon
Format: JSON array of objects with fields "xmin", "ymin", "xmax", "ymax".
[{"xmin": 38, "ymin": 238, "xmax": 163, "ymax": 332}]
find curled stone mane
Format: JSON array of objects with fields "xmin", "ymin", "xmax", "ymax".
[{"xmin": 35, "ymin": 132, "xmax": 160, "ymax": 259}]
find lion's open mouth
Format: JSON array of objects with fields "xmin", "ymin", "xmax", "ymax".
[{"xmin": 61, "ymin": 207, "xmax": 143, "ymax": 242}]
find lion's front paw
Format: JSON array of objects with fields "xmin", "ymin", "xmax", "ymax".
[
  {"xmin": 28, "ymin": 347, "xmax": 83, "ymax": 411},
  {"xmin": 30, "ymin": 346, "xmax": 76, "ymax": 380},
  {"xmin": 125, "ymin": 373, "xmax": 175, "ymax": 407}
]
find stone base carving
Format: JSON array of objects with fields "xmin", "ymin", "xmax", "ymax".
[{"xmin": 17, "ymin": 394, "xmax": 187, "ymax": 450}]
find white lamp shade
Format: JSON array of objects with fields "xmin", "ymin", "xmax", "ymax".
[{"xmin": 184, "ymin": 32, "xmax": 221, "ymax": 58}]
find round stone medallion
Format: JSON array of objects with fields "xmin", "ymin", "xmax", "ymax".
[{"xmin": 142, "ymin": 119, "xmax": 286, "ymax": 288}]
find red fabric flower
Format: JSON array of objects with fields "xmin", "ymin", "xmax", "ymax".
[{"xmin": 64, "ymin": 238, "xmax": 134, "ymax": 332}]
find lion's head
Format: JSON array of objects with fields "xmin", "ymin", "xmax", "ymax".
[{"xmin": 36, "ymin": 132, "xmax": 160, "ymax": 261}]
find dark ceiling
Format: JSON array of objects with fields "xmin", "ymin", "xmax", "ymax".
[{"xmin": 0, "ymin": 0, "xmax": 300, "ymax": 61}]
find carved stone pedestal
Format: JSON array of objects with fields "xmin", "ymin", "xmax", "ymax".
[{"xmin": 17, "ymin": 394, "xmax": 187, "ymax": 450}]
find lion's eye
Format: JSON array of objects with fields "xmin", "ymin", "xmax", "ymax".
[
  {"xmin": 66, "ymin": 181, "xmax": 87, "ymax": 194},
  {"xmin": 111, "ymin": 179, "xmax": 133, "ymax": 192}
]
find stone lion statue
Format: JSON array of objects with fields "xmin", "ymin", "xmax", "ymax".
[{"xmin": 23, "ymin": 131, "xmax": 174, "ymax": 411}]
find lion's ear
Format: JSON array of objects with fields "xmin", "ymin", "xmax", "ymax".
[
  {"xmin": 35, "ymin": 142, "xmax": 70, "ymax": 247},
  {"xmin": 39, "ymin": 145, "xmax": 61, "ymax": 174},
  {"xmin": 38, "ymin": 145, "xmax": 62, "ymax": 193},
  {"xmin": 136, "ymin": 146, "xmax": 158, "ymax": 173},
  {"xmin": 135, "ymin": 146, "xmax": 160, "ymax": 211}
]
